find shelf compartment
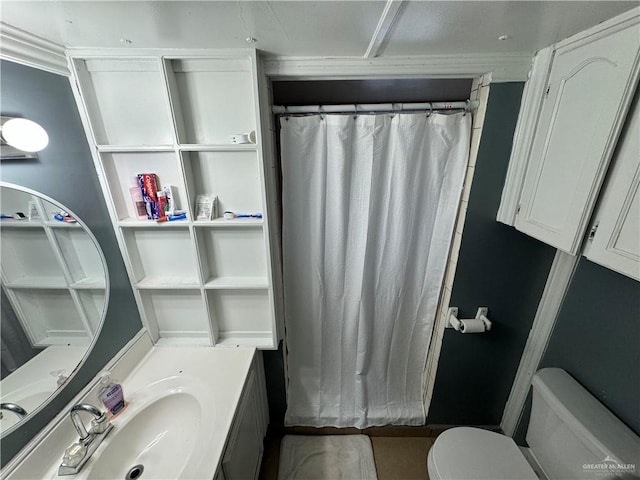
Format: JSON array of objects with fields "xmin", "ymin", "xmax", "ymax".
[
  {"xmin": 40, "ymin": 197, "xmax": 66, "ymax": 222},
  {"xmin": 1, "ymin": 227, "xmax": 67, "ymax": 286},
  {"xmin": 101, "ymin": 151, "xmax": 186, "ymax": 221},
  {"xmin": 53, "ymin": 229, "xmax": 106, "ymax": 287},
  {"xmin": 76, "ymin": 289, "xmax": 107, "ymax": 333},
  {"xmin": 206, "ymin": 289, "xmax": 272, "ymax": 346},
  {"xmin": 139, "ymin": 290, "xmax": 210, "ymax": 343},
  {"xmin": 166, "ymin": 57, "xmax": 256, "ymax": 145},
  {"xmin": 41, "ymin": 199, "xmax": 84, "ymax": 227},
  {"xmin": 74, "ymin": 58, "xmax": 174, "ymax": 146},
  {"xmin": 7, "ymin": 289, "xmax": 90, "ymax": 346},
  {"xmin": 0, "ymin": 188, "xmax": 38, "ymax": 219},
  {"xmin": 182, "ymin": 150, "xmax": 263, "ymax": 218},
  {"xmin": 196, "ymin": 227, "xmax": 268, "ymax": 285},
  {"xmin": 123, "ymin": 227, "xmax": 199, "ymax": 286}
]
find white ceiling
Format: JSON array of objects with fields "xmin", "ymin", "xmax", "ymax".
[{"xmin": 0, "ymin": 1, "xmax": 637, "ymax": 57}]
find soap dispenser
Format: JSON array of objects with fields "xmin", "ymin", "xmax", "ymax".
[{"xmin": 96, "ymin": 372, "xmax": 126, "ymax": 417}]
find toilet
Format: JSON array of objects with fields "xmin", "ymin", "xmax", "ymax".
[{"xmin": 428, "ymin": 368, "xmax": 640, "ymax": 479}]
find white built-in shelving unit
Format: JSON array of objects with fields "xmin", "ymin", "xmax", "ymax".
[
  {"xmin": 68, "ymin": 49, "xmax": 281, "ymax": 348},
  {"xmin": 1, "ymin": 187, "xmax": 106, "ymax": 346}
]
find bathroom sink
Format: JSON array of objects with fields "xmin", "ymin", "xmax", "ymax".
[
  {"xmin": 2, "ymin": 347, "xmax": 255, "ymax": 480},
  {"xmin": 69, "ymin": 375, "xmax": 217, "ymax": 480},
  {"xmin": 87, "ymin": 392, "xmax": 200, "ymax": 480}
]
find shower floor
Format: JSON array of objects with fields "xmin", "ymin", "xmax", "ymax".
[{"xmin": 259, "ymin": 427, "xmax": 439, "ymax": 480}]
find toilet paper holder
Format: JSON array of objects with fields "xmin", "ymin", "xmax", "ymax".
[{"xmin": 446, "ymin": 307, "xmax": 492, "ymax": 333}]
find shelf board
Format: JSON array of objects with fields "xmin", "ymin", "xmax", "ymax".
[
  {"xmin": 0, "ymin": 220, "xmax": 44, "ymax": 228},
  {"xmin": 215, "ymin": 332, "xmax": 274, "ymax": 348},
  {"xmin": 179, "ymin": 144, "xmax": 257, "ymax": 152},
  {"xmin": 155, "ymin": 336, "xmax": 211, "ymax": 347},
  {"xmin": 118, "ymin": 218, "xmax": 190, "ymax": 228},
  {"xmin": 45, "ymin": 221, "xmax": 82, "ymax": 228},
  {"xmin": 71, "ymin": 278, "xmax": 107, "ymax": 289},
  {"xmin": 135, "ymin": 277, "xmax": 201, "ymax": 289},
  {"xmin": 34, "ymin": 335, "xmax": 92, "ymax": 347},
  {"xmin": 4, "ymin": 277, "xmax": 68, "ymax": 289},
  {"xmin": 193, "ymin": 218, "xmax": 263, "ymax": 227},
  {"xmin": 204, "ymin": 277, "xmax": 269, "ymax": 289},
  {"xmin": 97, "ymin": 145, "xmax": 175, "ymax": 153}
]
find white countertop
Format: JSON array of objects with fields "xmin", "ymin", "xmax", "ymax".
[{"xmin": 3, "ymin": 339, "xmax": 256, "ymax": 480}]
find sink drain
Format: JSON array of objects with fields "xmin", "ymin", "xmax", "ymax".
[{"xmin": 126, "ymin": 465, "xmax": 144, "ymax": 480}]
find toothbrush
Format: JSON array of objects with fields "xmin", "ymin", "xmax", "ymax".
[{"xmin": 223, "ymin": 211, "xmax": 263, "ymax": 220}]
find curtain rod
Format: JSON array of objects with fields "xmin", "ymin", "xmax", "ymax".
[{"xmin": 272, "ymin": 100, "xmax": 478, "ymax": 115}]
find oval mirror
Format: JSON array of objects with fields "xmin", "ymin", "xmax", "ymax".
[{"xmin": 0, "ymin": 183, "xmax": 108, "ymax": 435}]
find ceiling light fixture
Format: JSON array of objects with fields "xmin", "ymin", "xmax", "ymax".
[
  {"xmin": 498, "ymin": 34, "xmax": 511, "ymax": 41},
  {"xmin": 246, "ymin": 37, "xmax": 258, "ymax": 44},
  {"xmin": 1, "ymin": 117, "xmax": 49, "ymax": 154}
]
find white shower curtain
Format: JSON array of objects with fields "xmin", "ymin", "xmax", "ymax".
[{"xmin": 281, "ymin": 112, "xmax": 471, "ymax": 428}]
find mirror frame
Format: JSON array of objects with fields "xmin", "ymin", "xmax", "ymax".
[{"xmin": 0, "ymin": 181, "xmax": 110, "ymax": 437}]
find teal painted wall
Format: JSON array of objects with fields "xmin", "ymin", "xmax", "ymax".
[{"xmin": 0, "ymin": 60, "xmax": 142, "ymax": 465}]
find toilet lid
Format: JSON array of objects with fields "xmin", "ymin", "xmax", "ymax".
[{"xmin": 429, "ymin": 427, "xmax": 538, "ymax": 480}]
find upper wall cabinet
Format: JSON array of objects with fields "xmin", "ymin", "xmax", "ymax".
[
  {"xmin": 499, "ymin": 8, "xmax": 640, "ymax": 255},
  {"xmin": 68, "ymin": 49, "xmax": 282, "ymax": 348},
  {"xmin": 583, "ymin": 96, "xmax": 639, "ymax": 281}
]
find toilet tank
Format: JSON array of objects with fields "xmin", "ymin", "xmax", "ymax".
[{"xmin": 527, "ymin": 368, "xmax": 640, "ymax": 480}]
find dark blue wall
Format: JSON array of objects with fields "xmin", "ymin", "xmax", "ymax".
[
  {"xmin": 0, "ymin": 60, "xmax": 142, "ymax": 464},
  {"xmin": 427, "ymin": 83, "xmax": 557, "ymax": 425},
  {"xmin": 515, "ymin": 258, "xmax": 640, "ymax": 443}
]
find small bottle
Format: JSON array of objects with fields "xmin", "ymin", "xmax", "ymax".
[
  {"xmin": 157, "ymin": 190, "xmax": 168, "ymax": 218},
  {"xmin": 129, "ymin": 176, "xmax": 147, "ymax": 220},
  {"xmin": 97, "ymin": 371, "xmax": 126, "ymax": 417}
]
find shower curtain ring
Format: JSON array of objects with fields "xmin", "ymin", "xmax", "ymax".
[
  {"xmin": 319, "ymin": 105, "xmax": 325, "ymax": 120},
  {"xmin": 463, "ymin": 99, "xmax": 471, "ymax": 116},
  {"xmin": 284, "ymin": 105, "xmax": 289, "ymax": 121},
  {"xmin": 353, "ymin": 105, "xmax": 358, "ymax": 120},
  {"xmin": 426, "ymin": 104, "xmax": 432, "ymax": 118}
]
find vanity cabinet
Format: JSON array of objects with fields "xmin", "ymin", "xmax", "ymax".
[
  {"xmin": 1, "ymin": 188, "xmax": 106, "ymax": 346},
  {"xmin": 583, "ymin": 97, "xmax": 640, "ymax": 280},
  {"xmin": 219, "ymin": 352, "xmax": 269, "ymax": 480},
  {"xmin": 69, "ymin": 49, "xmax": 282, "ymax": 348},
  {"xmin": 511, "ymin": 9, "xmax": 640, "ymax": 255}
]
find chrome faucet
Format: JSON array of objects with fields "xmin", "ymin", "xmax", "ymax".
[
  {"xmin": 0, "ymin": 403, "xmax": 28, "ymax": 420},
  {"xmin": 58, "ymin": 403, "xmax": 113, "ymax": 476}
]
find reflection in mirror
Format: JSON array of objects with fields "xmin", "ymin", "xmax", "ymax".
[{"xmin": 0, "ymin": 184, "xmax": 108, "ymax": 434}]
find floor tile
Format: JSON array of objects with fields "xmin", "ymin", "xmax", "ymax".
[{"xmin": 371, "ymin": 437, "xmax": 434, "ymax": 480}]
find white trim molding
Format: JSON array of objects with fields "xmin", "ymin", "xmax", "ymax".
[
  {"xmin": 364, "ymin": 0, "xmax": 406, "ymax": 59},
  {"xmin": 501, "ymin": 250, "xmax": 579, "ymax": 436},
  {"xmin": 263, "ymin": 53, "xmax": 533, "ymax": 82},
  {"xmin": 0, "ymin": 22, "xmax": 68, "ymax": 76}
]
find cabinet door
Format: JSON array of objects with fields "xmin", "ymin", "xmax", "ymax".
[
  {"xmin": 222, "ymin": 369, "xmax": 263, "ymax": 480},
  {"xmin": 515, "ymin": 16, "xmax": 640, "ymax": 254},
  {"xmin": 584, "ymin": 95, "xmax": 640, "ymax": 281}
]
